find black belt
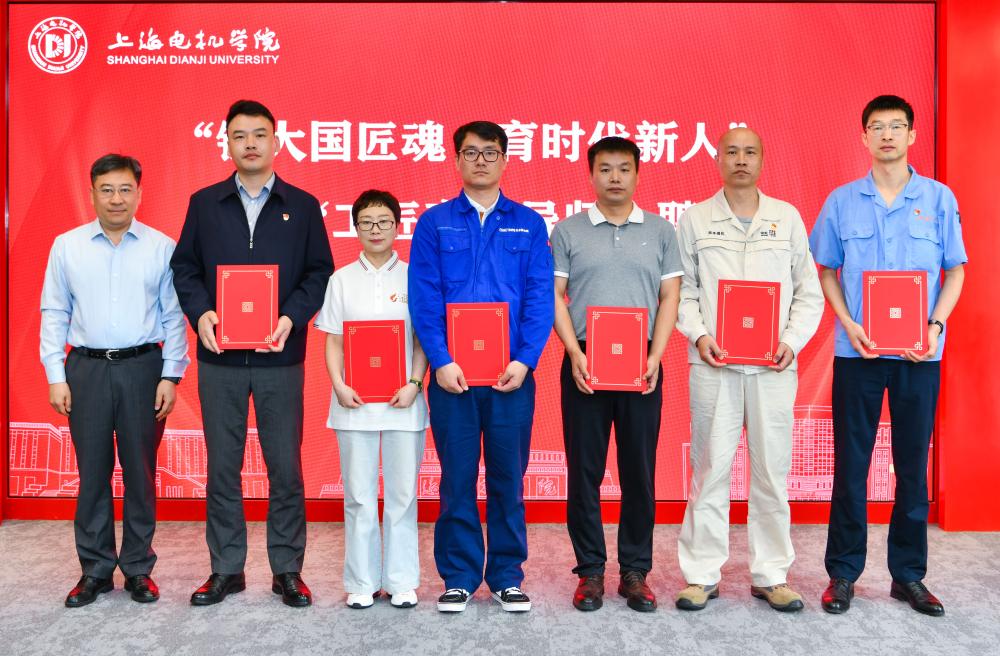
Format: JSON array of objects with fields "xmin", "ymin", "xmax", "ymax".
[{"xmin": 74, "ymin": 343, "xmax": 160, "ymax": 361}]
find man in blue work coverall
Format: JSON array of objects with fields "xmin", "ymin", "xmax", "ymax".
[{"xmin": 408, "ymin": 121, "xmax": 555, "ymax": 613}]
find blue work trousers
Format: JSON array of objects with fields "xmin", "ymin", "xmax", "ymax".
[
  {"xmin": 429, "ymin": 371, "xmax": 535, "ymax": 593},
  {"xmin": 825, "ymin": 357, "xmax": 940, "ymax": 583}
]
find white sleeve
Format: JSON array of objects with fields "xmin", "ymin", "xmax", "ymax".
[{"xmin": 313, "ymin": 274, "xmax": 344, "ymax": 334}]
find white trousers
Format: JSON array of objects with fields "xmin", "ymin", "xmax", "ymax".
[
  {"xmin": 678, "ymin": 365, "xmax": 797, "ymax": 587},
  {"xmin": 337, "ymin": 429, "xmax": 426, "ymax": 594}
]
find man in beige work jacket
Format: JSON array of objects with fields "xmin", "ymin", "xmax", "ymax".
[{"xmin": 674, "ymin": 128, "xmax": 824, "ymax": 612}]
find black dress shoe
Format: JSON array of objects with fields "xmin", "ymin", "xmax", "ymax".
[
  {"xmin": 891, "ymin": 580, "xmax": 944, "ymax": 617},
  {"xmin": 272, "ymin": 572, "xmax": 312, "ymax": 607},
  {"xmin": 618, "ymin": 571, "xmax": 656, "ymax": 612},
  {"xmin": 821, "ymin": 577, "xmax": 854, "ymax": 614},
  {"xmin": 124, "ymin": 574, "xmax": 160, "ymax": 603},
  {"xmin": 190, "ymin": 572, "xmax": 246, "ymax": 606},
  {"xmin": 573, "ymin": 574, "xmax": 605, "ymax": 611},
  {"xmin": 65, "ymin": 575, "xmax": 113, "ymax": 608}
]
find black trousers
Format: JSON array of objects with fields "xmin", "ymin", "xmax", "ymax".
[
  {"xmin": 561, "ymin": 346, "xmax": 663, "ymax": 576},
  {"xmin": 825, "ymin": 357, "xmax": 940, "ymax": 583},
  {"xmin": 198, "ymin": 361, "xmax": 306, "ymax": 575},
  {"xmin": 66, "ymin": 347, "xmax": 165, "ymax": 578}
]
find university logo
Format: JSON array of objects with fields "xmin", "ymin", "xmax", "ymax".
[{"xmin": 28, "ymin": 17, "xmax": 88, "ymax": 74}]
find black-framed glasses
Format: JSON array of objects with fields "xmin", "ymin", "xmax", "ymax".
[
  {"xmin": 460, "ymin": 148, "xmax": 504, "ymax": 162},
  {"xmin": 866, "ymin": 122, "xmax": 909, "ymax": 137},
  {"xmin": 356, "ymin": 218, "xmax": 396, "ymax": 232}
]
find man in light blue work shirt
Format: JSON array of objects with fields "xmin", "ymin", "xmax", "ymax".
[
  {"xmin": 809, "ymin": 95, "xmax": 967, "ymax": 617},
  {"xmin": 40, "ymin": 154, "xmax": 189, "ymax": 607}
]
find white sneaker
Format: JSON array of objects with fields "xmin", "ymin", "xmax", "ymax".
[
  {"xmin": 346, "ymin": 592, "xmax": 375, "ymax": 609},
  {"xmin": 390, "ymin": 589, "xmax": 418, "ymax": 608},
  {"xmin": 491, "ymin": 586, "xmax": 531, "ymax": 612},
  {"xmin": 437, "ymin": 588, "xmax": 471, "ymax": 612}
]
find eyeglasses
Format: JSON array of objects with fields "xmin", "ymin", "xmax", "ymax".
[
  {"xmin": 356, "ymin": 218, "xmax": 396, "ymax": 232},
  {"xmin": 95, "ymin": 186, "xmax": 136, "ymax": 199},
  {"xmin": 460, "ymin": 148, "xmax": 504, "ymax": 162},
  {"xmin": 866, "ymin": 122, "xmax": 909, "ymax": 137}
]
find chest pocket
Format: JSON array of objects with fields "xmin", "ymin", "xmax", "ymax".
[
  {"xmin": 907, "ymin": 220, "xmax": 941, "ymax": 271},
  {"xmin": 746, "ymin": 239, "xmax": 792, "ymax": 280},
  {"xmin": 841, "ymin": 218, "xmax": 876, "ymax": 270},
  {"xmin": 440, "ymin": 229, "xmax": 471, "ymax": 282},
  {"xmin": 695, "ymin": 236, "xmax": 744, "ymax": 253},
  {"xmin": 501, "ymin": 233, "xmax": 530, "ymax": 283}
]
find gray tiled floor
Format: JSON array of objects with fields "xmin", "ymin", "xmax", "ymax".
[{"xmin": 1, "ymin": 520, "xmax": 998, "ymax": 655}]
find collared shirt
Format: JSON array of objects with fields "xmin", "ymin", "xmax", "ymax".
[
  {"xmin": 408, "ymin": 188, "xmax": 555, "ymax": 370},
  {"xmin": 235, "ymin": 171, "xmax": 275, "ymax": 236},
  {"xmin": 314, "ymin": 251, "xmax": 428, "ymax": 431},
  {"xmin": 677, "ymin": 189, "xmax": 824, "ymax": 373},
  {"xmin": 171, "ymin": 173, "xmax": 334, "ymax": 367},
  {"xmin": 809, "ymin": 166, "xmax": 968, "ymax": 360},
  {"xmin": 465, "ymin": 191, "xmax": 499, "ymax": 226},
  {"xmin": 551, "ymin": 202, "xmax": 683, "ymax": 340},
  {"xmin": 40, "ymin": 219, "xmax": 190, "ymax": 384}
]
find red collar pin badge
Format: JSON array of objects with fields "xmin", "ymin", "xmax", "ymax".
[{"xmin": 282, "ymin": 213, "xmax": 290, "ymax": 221}]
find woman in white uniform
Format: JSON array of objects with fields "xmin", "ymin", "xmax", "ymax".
[{"xmin": 315, "ymin": 190, "xmax": 429, "ymax": 609}]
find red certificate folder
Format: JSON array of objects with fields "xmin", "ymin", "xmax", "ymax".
[
  {"xmin": 586, "ymin": 306, "xmax": 648, "ymax": 391},
  {"xmin": 343, "ymin": 320, "xmax": 407, "ymax": 402},
  {"xmin": 863, "ymin": 270, "xmax": 928, "ymax": 355},
  {"xmin": 446, "ymin": 302, "xmax": 509, "ymax": 386},
  {"xmin": 216, "ymin": 264, "xmax": 278, "ymax": 349},
  {"xmin": 716, "ymin": 279, "xmax": 780, "ymax": 365}
]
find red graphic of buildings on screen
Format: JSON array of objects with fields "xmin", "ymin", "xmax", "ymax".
[
  {"xmin": 679, "ymin": 405, "xmax": 933, "ymax": 502},
  {"xmin": 8, "ymin": 422, "xmax": 604, "ymax": 501},
  {"xmin": 11, "ymin": 404, "xmax": 931, "ymax": 502},
  {"xmin": 7, "ymin": 422, "xmax": 269, "ymax": 499}
]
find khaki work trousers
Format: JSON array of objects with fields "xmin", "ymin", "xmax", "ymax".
[{"xmin": 678, "ymin": 364, "xmax": 797, "ymax": 587}]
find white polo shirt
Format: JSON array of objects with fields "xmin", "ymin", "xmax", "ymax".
[{"xmin": 314, "ymin": 251, "xmax": 429, "ymax": 432}]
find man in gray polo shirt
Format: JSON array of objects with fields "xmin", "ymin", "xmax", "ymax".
[{"xmin": 551, "ymin": 136, "xmax": 683, "ymax": 612}]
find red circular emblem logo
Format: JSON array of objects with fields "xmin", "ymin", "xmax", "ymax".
[{"xmin": 28, "ymin": 17, "xmax": 88, "ymax": 74}]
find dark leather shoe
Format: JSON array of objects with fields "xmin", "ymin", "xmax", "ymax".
[
  {"xmin": 190, "ymin": 572, "xmax": 246, "ymax": 606},
  {"xmin": 618, "ymin": 571, "xmax": 656, "ymax": 612},
  {"xmin": 65, "ymin": 575, "xmax": 113, "ymax": 607},
  {"xmin": 573, "ymin": 574, "xmax": 605, "ymax": 611},
  {"xmin": 124, "ymin": 574, "xmax": 159, "ymax": 603},
  {"xmin": 272, "ymin": 572, "xmax": 312, "ymax": 607},
  {"xmin": 891, "ymin": 580, "xmax": 944, "ymax": 617},
  {"xmin": 821, "ymin": 577, "xmax": 854, "ymax": 614}
]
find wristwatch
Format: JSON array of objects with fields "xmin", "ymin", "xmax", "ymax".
[
  {"xmin": 408, "ymin": 377, "xmax": 424, "ymax": 391},
  {"xmin": 928, "ymin": 319, "xmax": 945, "ymax": 335},
  {"xmin": 161, "ymin": 376, "xmax": 182, "ymax": 385}
]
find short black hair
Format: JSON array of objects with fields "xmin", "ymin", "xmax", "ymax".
[
  {"xmin": 452, "ymin": 121, "xmax": 508, "ymax": 153},
  {"xmin": 352, "ymin": 189, "xmax": 401, "ymax": 224},
  {"xmin": 226, "ymin": 99, "xmax": 276, "ymax": 130},
  {"xmin": 862, "ymin": 95, "xmax": 914, "ymax": 130},
  {"xmin": 587, "ymin": 136, "xmax": 641, "ymax": 173},
  {"xmin": 90, "ymin": 153, "xmax": 142, "ymax": 186}
]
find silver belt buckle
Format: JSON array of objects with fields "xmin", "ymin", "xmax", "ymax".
[{"xmin": 105, "ymin": 349, "xmax": 119, "ymax": 361}]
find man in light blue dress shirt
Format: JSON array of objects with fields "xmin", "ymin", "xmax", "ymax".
[{"xmin": 40, "ymin": 154, "xmax": 189, "ymax": 607}]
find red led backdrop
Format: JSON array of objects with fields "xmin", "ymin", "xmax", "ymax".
[{"xmin": 6, "ymin": 3, "xmax": 936, "ymax": 505}]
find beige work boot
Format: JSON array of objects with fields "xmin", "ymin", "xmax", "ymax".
[
  {"xmin": 675, "ymin": 583, "xmax": 719, "ymax": 611},
  {"xmin": 750, "ymin": 583, "xmax": 804, "ymax": 612}
]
